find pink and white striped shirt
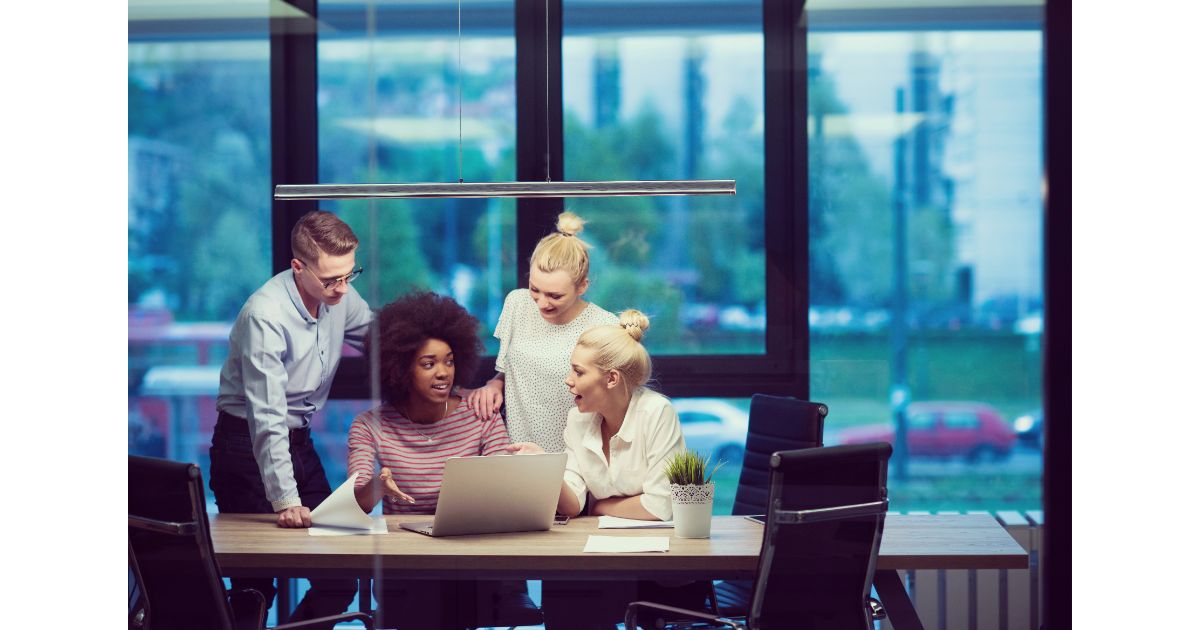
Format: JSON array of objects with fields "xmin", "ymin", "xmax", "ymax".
[{"xmin": 348, "ymin": 400, "xmax": 511, "ymax": 514}]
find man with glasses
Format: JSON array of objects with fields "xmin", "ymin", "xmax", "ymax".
[{"xmin": 210, "ymin": 210, "xmax": 369, "ymax": 627}]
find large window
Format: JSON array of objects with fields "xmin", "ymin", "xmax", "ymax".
[
  {"xmin": 317, "ymin": 9, "xmax": 518, "ymax": 348},
  {"xmin": 129, "ymin": 1, "xmax": 1051, "ymax": 624},
  {"xmin": 129, "ymin": 0, "xmax": 1047, "ymax": 528},
  {"xmin": 128, "ymin": 21, "xmax": 271, "ymax": 485},
  {"xmin": 806, "ymin": 20, "xmax": 1044, "ymax": 511},
  {"xmin": 561, "ymin": 18, "xmax": 765, "ymax": 355}
]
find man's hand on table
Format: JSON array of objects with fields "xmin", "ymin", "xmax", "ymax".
[{"xmin": 276, "ymin": 506, "xmax": 313, "ymax": 528}]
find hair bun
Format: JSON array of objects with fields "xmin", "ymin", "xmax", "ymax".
[
  {"xmin": 556, "ymin": 211, "xmax": 586, "ymax": 237},
  {"xmin": 617, "ymin": 309, "xmax": 650, "ymax": 342}
]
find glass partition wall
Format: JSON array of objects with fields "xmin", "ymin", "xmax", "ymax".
[
  {"xmin": 562, "ymin": 8, "xmax": 766, "ymax": 356},
  {"xmin": 129, "ymin": 0, "xmax": 1046, "ymax": 624},
  {"xmin": 805, "ymin": 8, "xmax": 1045, "ymax": 512},
  {"xmin": 128, "ymin": 14, "xmax": 271, "ymax": 486}
]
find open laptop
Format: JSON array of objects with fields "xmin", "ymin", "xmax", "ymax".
[{"xmin": 400, "ymin": 452, "xmax": 567, "ymax": 537}]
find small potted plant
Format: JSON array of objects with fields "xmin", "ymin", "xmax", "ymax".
[{"xmin": 664, "ymin": 449, "xmax": 724, "ymax": 538}]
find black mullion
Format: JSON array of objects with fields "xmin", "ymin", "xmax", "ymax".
[
  {"xmin": 272, "ymin": 0, "xmax": 371, "ymax": 400},
  {"xmin": 270, "ymin": 0, "xmax": 319, "ymax": 274},
  {"xmin": 1042, "ymin": 0, "xmax": 1071, "ymax": 626},
  {"xmin": 763, "ymin": 0, "xmax": 808, "ymax": 399},
  {"xmin": 515, "ymin": 0, "xmax": 564, "ymax": 283}
]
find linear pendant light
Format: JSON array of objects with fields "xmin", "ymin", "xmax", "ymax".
[
  {"xmin": 274, "ymin": 0, "xmax": 735, "ymax": 203},
  {"xmin": 275, "ymin": 180, "xmax": 735, "ymax": 200}
]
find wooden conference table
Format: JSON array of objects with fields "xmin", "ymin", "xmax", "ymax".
[{"xmin": 212, "ymin": 513, "xmax": 1027, "ymax": 630}]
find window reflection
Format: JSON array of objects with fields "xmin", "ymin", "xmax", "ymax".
[
  {"xmin": 128, "ymin": 37, "xmax": 270, "ymax": 486},
  {"xmin": 809, "ymin": 29, "xmax": 1044, "ymax": 512},
  {"xmin": 562, "ymin": 10, "xmax": 766, "ymax": 355},
  {"xmin": 318, "ymin": 27, "xmax": 518, "ymax": 350}
]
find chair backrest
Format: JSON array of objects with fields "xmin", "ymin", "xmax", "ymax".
[
  {"xmin": 732, "ymin": 394, "xmax": 827, "ymax": 515},
  {"xmin": 746, "ymin": 443, "xmax": 891, "ymax": 630},
  {"xmin": 128, "ymin": 455, "xmax": 236, "ymax": 630}
]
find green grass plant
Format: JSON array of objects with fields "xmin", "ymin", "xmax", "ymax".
[{"xmin": 664, "ymin": 449, "xmax": 725, "ymax": 486}]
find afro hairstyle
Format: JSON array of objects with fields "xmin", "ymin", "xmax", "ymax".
[{"xmin": 369, "ymin": 291, "xmax": 483, "ymax": 409}]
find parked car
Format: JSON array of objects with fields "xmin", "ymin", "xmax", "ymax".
[
  {"xmin": 672, "ymin": 398, "xmax": 749, "ymax": 466},
  {"xmin": 836, "ymin": 401, "xmax": 1016, "ymax": 462},
  {"xmin": 1012, "ymin": 408, "xmax": 1043, "ymax": 449}
]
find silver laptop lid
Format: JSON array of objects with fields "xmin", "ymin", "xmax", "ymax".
[{"xmin": 427, "ymin": 452, "xmax": 567, "ymax": 537}]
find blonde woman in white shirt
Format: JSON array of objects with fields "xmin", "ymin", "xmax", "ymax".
[
  {"xmin": 467, "ymin": 211, "xmax": 617, "ymax": 452},
  {"xmin": 509, "ymin": 310, "xmax": 708, "ymax": 628}
]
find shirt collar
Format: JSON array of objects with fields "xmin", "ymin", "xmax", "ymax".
[
  {"xmin": 611, "ymin": 388, "xmax": 646, "ymax": 443},
  {"xmin": 283, "ymin": 269, "xmax": 322, "ymax": 324},
  {"xmin": 580, "ymin": 387, "xmax": 647, "ymax": 447}
]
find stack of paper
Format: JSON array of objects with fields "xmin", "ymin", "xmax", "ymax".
[
  {"xmin": 583, "ymin": 535, "xmax": 670, "ymax": 553},
  {"xmin": 597, "ymin": 515, "xmax": 674, "ymax": 529},
  {"xmin": 307, "ymin": 472, "xmax": 389, "ymax": 536}
]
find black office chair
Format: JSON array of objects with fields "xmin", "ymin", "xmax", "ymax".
[
  {"xmin": 130, "ymin": 543, "xmax": 150, "ymax": 629},
  {"xmin": 626, "ymin": 443, "xmax": 892, "ymax": 630},
  {"xmin": 128, "ymin": 455, "xmax": 374, "ymax": 630},
  {"xmin": 714, "ymin": 394, "xmax": 828, "ymax": 616}
]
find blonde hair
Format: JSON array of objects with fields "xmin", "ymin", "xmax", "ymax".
[
  {"xmin": 530, "ymin": 211, "xmax": 593, "ymax": 285},
  {"xmin": 577, "ymin": 310, "xmax": 652, "ymax": 391}
]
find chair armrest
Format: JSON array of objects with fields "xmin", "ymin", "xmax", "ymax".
[
  {"xmin": 274, "ymin": 611, "xmax": 374, "ymax": 630},
  {"xmin": 773, "ymin": 499, "xmax": 888, "ymax": 524},
  {"xmin": 625, "ymin": 601, "xmax": 745, "ymax": 629},
  {"xmin": 129, "ymin": 514, "xmax": 198, "ymax": 536}
]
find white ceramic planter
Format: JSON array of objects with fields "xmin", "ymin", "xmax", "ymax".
[{"xmin": 670, "ymin": 482, "xmax": 715, "ymax": 538}]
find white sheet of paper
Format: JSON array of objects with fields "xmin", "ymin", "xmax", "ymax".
[
  {"xmin": 597, "ymin": 515, "xmax": 674, "ymax": 529},
  {"xmin": 308, "ymin": 517, "xmax": 389, "ymax": 536},
  {"xmin": 307, "ymin": 472, "xmax": 388, "ymax": 536},
  {"xmin": 583, "ymin": 535, "xmax": 670, "ymax": 553}
]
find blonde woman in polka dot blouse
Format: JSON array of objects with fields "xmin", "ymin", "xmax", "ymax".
[{"xmin": 466, "ymin": 211, "xmax": 617, "ymax": 452}]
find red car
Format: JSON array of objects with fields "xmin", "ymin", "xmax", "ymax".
[{"xmin": 837, "ymin": 401, "xmax": 1016, "ymax": 461}]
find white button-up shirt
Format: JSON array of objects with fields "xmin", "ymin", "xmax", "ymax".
[{"xmin": 562, "ymin": 387, "xmax": 687, "ymax": 520}]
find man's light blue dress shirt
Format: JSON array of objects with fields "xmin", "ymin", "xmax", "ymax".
[{"xmin": 216, "ymin": 269, "xmax": 371, "ymax": 511}]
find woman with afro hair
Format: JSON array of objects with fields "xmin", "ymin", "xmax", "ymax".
[
  {"xmin": 348, "ymin": 291, "xmax": 510, "ymax": 514},
  {"xmin": 346, "ymin": 291, "xmax": 533, "ymax": 628}
]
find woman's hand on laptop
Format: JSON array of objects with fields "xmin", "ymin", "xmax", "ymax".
[
  {"xmin": 379, "ymin": 468, "xmax": 416, "ymax": 504},
  {"xmin": 504, "ymin": 442, "xmax": 544, "ymax": 455}
]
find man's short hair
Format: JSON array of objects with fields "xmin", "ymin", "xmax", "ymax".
[{"xmin": 291, "ymin": 210, "xmax": 359, "ymax": 263}]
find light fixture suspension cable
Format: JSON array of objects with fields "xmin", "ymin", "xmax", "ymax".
[
  {"xmin": 457, "ymin": 0, "xmax": 463, "ymax": 183},
  {"xmin": 276, "ymin": 0, "xmax": 737, "ymax": 203},
  {"xmin": 545, "ymin": 0, "xmax": 551, "ymax": 182}
]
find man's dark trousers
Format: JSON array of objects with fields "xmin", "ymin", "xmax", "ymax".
[{"xmin": 210, "ymin": 412, "xmax": 357, "ymax": 628}]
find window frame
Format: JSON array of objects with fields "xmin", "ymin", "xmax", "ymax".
[
  {"xmin": 265, "ymin": 0, "xmax": 1056, "ymax": 402},
  {"xmin": 272, "ymin": 0, "xmax": 811, "ymax": 401}
]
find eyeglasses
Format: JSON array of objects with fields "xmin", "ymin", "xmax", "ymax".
[{"xmin": 302, "ymin": 264, "xmax": 364, "ymax": 290}]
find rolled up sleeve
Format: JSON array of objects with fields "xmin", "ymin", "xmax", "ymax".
[
  {"xmin": 240, "ymin": 314, "xmax": 302, "ymax": 512},
  {"xmin": 638, "ymin": 404, "xmax": 687, "ymax": 521}
]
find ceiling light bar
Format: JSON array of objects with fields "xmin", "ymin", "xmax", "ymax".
[{"xmin": 275, "ymin": 180, "xmax": 735, "ymax": 200}]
